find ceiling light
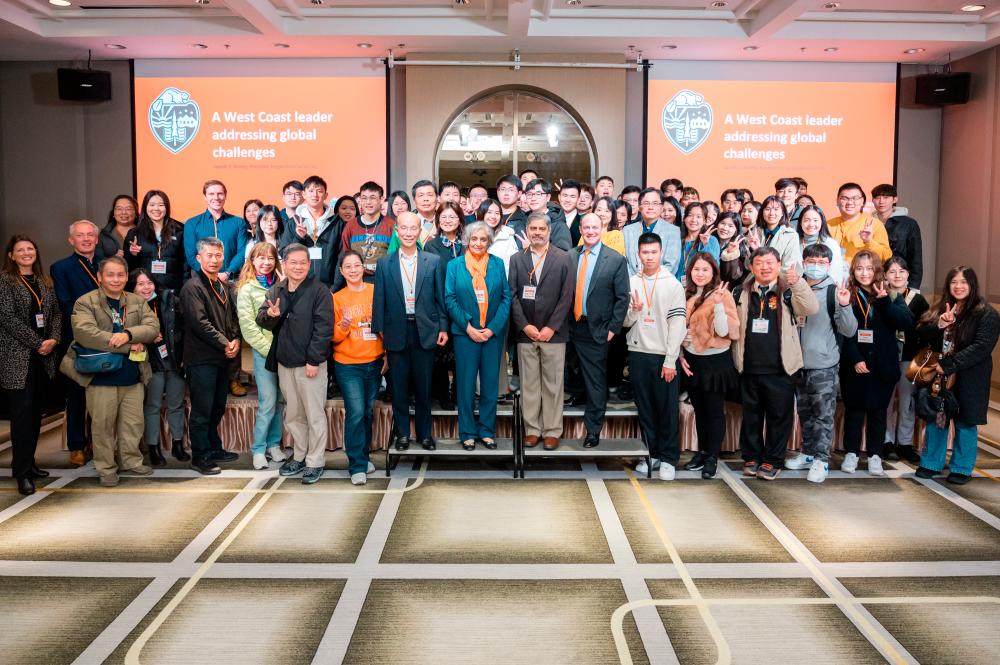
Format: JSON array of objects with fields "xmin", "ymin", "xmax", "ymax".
[
  {"xmin": 904, "ymin": 48, "xmax": 926, "ymax": 54},
  {"xmin": 961, "ymin": 4, "xmax": 986, "ymax": 11},
  {"xmin": 661, "ymin": 45, "xmax": 677, "ymax": 50},
  {"xmin": 547, "ymin": 124, "xmax": 559, "ymax": 148},
  {"xmin": 357, "ymin": 42, "xmax": 372, "ymax": 49},
  {"xmin": 105, "ymin": 44, "xmax": 126, "ymax": 50},
  {"xmin": 195, "ymin": 0, "xmax": 210, "ymax": 5},
  {"xmin": 274, "ymin": 43, "xmax": 290, "ymax": 48},
  {"xmin": 824, "ymin": 47, "xmax": 839, "ymax": 53},
  {"xmin": 566, "ymin": 0, "xmax": 583, "ymax": 5},
  {"xmin": 823, "ymin": 2, "xmax": 840, "ymax": 8},
  {"xmin": 743, "ymin": 45, "xmax": 759, "ymax": 51},
  {"xmin": 191, "ymin": 43, "xmax": 208, "ymax": 49},
  {"xmin": 49, "ymin": 0, "xmax": 71, "ymax": 6},
  {"xmin": 711, "ymin": 1, "xmax": 728, "ymax": 7}
]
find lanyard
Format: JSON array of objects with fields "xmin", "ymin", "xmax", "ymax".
[
  {"xmin": 19, "ymin": 275, "xmax": 42, "ymax": 308},
  {"xmin": 79, "ymin": 259, "xmax": 98, "ymax": 286},
  {"xmin": 400, "ymin": 253, "xmax": 417, "ymax": 294},
  {"xmin": 208, "ymin": 278, "xmax": 228, "ymax": 306},
  {"xmin": 152, "ymin": 301, "xmax": 159, "ymax": 319},
  {"xmin": 641, "ymin": 272, "xmax": 658, "ymax": 314},
  {"xmin": 856, "ymin": 290, "xmax": 871, "ymax": 327},
  {"xmin": 757, "ymin": 288, "xmax": 769, "ymax": 319},
  {"xmin": 527, "ymin": 246, "xmax": 548, "ymax": 284}
]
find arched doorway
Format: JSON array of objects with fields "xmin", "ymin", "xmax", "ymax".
[{"xmin": 436, "ymin": 88, "xmax": 595, "ymax": 190}]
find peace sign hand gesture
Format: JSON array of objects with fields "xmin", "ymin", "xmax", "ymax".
[
  {"xmin": 939, "ymin": 303, "xmax": 957, "ymax": 329},
  {"xmin": 629, "ymin": 289, "xmax": 644, "ymax": 313},
  {"xmin": 859, "ymin": 218, "xmax": 874, "ymax": 244},
  {"xmin": 835, "ymin": 280, "xmax": 851, "ymax": 307},
  {"xmin": 264, "ymin": 297, "xmax": 281, "ymax": 318},
  {"xmin": 873, "ymin": 280, "xmax": 889, "ymax": 299}
]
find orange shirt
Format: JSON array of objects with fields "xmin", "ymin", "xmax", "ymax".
[{"xmin": 332, "ymin": 284, "xmax": 384, "ymax": 365}]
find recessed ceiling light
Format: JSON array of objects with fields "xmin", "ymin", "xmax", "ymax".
[
  {"xmin": 105, "ymin": 44, "xmax": 126, "ymax": 50},
  {"xmin": 194, "ymin": 0, "xmax": 210, "ymax": 5},
  {"xmin": 49, "ymin": 0, "xmax": 71, "ymax": 6},
  {"xmin": 711, "ymin": 1, "xmax": 728, "ymax": 7},
  {"xmin": 961, "ymin": 4, "xmax": 986, "ymax": 11},
  {"xmin": 661, "ymin": 45, "xmax": 678, "ymax": 50},
  {"xmin": 274, "ymin": 43, "xmax": 290, "ymax": 48},
  {"xmin": 191, "ymin": 43, "xmax": 208, "ymax": 49},
  {"xmin": 824, "ymin": 47, "xmax": 839, "ymax": 53},
  {"xmin": 357, "ymin": 42, "xmax": 372, "ymax": 49},
  {"xmin": 904, "ymin": 48, "xmax": 926, "ymax": 54},
  {"xmin": 566, "ymin": 0, "xmax": 583, "ymax": 5},
  {"xmin": 823, "ymin": 2, "xmax": 840, "ymax": 8},
  {"xmin": 743, "ymin": 45, "xmax": 759, "ymax": 51}
]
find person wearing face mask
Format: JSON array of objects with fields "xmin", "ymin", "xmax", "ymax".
[
  {"xmin": 128, "ymin": 268, "xmax": 185, "ymax": 467},
  {"xmin": 882, "ymin": 256, "xmax": 928, "ymax": 465},
  {"xmin": 796, "ymin": 205, "xmax": 846, "ymax": 283},
  {"xmin": 784, "ymin": 244, "xmax": 857, "ymax": 483},
  {"xmin": 125, "ymin": 190, "xmax": 187, "ymax": 292}
]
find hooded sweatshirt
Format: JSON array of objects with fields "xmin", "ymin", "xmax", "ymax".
[{"xmin": 799, "ymin": 276, "xmax": 858, "ymax": 370}]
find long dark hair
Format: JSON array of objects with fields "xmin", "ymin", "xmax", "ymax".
[
  {"xmin": 714, "ymin": 212, "xmax": 743, "ymax": 251},
  {"xmin": 795, "ymin": 204, "xmax": 831, "ymax": 242},
  {"xmin": 333, "ymin": 195, "xmax": 359, "ymax": 222},
  {"xmin": 255, "ymin": 204, "xmax": 285, "ymax": 243},
  {"xmin": 3, "ymin": 234, "xmax": 52, "ymax": 288},
  {"xmin": 682, "ymin": 202, "xmax": 708, "ymax": 238},
  {"xmin": 919, "ymin": 266, "xmax": 987, "ymax": 346},
  {"xmin": 848, "ymin": 250, "xmax": 885, "ymax": 298},
  {"xmin": 759, "ymin": 195, "xmax": 789, "ymax": 229},
  {"xmin": 387, "ymin": 191, "xmax": 411, "ymax": 221},
  {"xmin": 126, "ymin": 267, "xmax": 158, "ymax": 298},
  {"xmin": 476, "ymin": 198, "xmax": 502, "ymax": 223},
  {"xmin": 136, "ymin": 190, "xmax": 181, "ymax": 249},
  {"xmin": 684, "ymin": 252, "xmax": 722, "ymax": 311},
  {"xmin": 105, "ymin": 194, "xmax": 139, "ymax": 232}
]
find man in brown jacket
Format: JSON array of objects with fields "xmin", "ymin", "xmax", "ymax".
[{"xmin": 61, "ymin": 256, "xmax": 160, "ymax": 486}]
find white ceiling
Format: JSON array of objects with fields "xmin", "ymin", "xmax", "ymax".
[{"xmin": 1, "ymin": 0, "xmax": 998, "ymax": 63}]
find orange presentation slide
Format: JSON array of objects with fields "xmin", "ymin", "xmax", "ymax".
[
  {"xmin": 646, "ymin": 79, "xmax": 896, "ymax": 210},
  {"xmin": 135, "ymin": 76, "xmax": 386, "ymax": 220}
]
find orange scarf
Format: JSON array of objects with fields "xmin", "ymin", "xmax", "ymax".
[{"xmin": 465, "ymin": 251, "xmax": 490, "ymax": 327}]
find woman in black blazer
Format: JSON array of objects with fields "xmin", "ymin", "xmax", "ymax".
[
  {"xmin": 0, "ymin": 235, "xmax": 61, "ymax": 495},
  {"xmin": 124, "ymin": 190, "xmax": 187, "ymax": 292},
  {"xmin": 839, "ymin": 250, "xmax": 914, "ymax": 476},
  {"xmin": 422, "ymin": 202, "xmax": 466, "ymax": 409}
]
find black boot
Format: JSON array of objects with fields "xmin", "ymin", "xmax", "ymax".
[
  {"xmin": 17, "ymin": 476, "xmax": 35, "ymax": 496},
  {"xmin": 149, "ymin": 444, "xmax": 167, "ymax": 467},
  {"xmin": 171, "ymin": 439, "xmax": 191, "ymax": 462}
]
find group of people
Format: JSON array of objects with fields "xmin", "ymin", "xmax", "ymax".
[{"xmin": 1, "ymin": 170, "xmax": 995, "ymax": 496}]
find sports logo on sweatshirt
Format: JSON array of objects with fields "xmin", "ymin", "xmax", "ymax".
[
  {"xmin": 149, "ymin": 87, "xmax": 200, "ymax": 154},
  {"xmin": 662, "ymin": 89, "xmax": 713, "ymax": 155}
]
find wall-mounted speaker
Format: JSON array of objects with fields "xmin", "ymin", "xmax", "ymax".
[
  {"xmin": 57, "ymin": 68, "xmax": 112, "ymax": 102},
  {"xmin": 914, "ymin": 72, "xmax": 971, "ymax": 106}
]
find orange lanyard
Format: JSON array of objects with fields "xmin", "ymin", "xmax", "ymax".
[
  {"xmin": 400, "ymin": 253, "xmax": 417, "ymax": 293},
  {"xmin": 856, "ymin": 291, "xmax": 871, "ymax": 327},
  {"xmin": 208, "ymin": 278, "xmax": 228, "ymax": 306},
  {"xmin": 756, "ymin": 288, "xmax": 768, "ymax": 319},
  {"xmin": 527, "ymin": 246, "xmax": 548, "ymax": 284},
  {"xmin": 79, "ymin": 259, "xmax": 98, "ymax": 286},
  {"xmin": 19, "ymin": 275, "xmax": 42, "ymax": 308},
  {"xmin": 152, "ymin": 302, "xmax": 159, "ymax": 319},
  {"xmin": 641, "ymin": 272, "xmax": 658, "ymax": 313}
]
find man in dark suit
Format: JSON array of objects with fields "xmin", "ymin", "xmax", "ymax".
[
  {"xmin": 568, "ymin": 213, "xmax": 630, "ymax": 448},
  {"xmin": 509, "ymin": 211, "xmax": 576, "ymax": 451},
  {"xmin": 372, "ymin": 211, "xmax": 449, "ymax": 451}
]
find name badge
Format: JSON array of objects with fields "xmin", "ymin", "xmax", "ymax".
[
  {"xmin": 35, "ymin": 313, "xmax": 45, "ymax": 328},
  {"xmin": 405, "ymin": 295, "xmax": 416, "ymax": 314},
  {"xmin": 641, "ymin": 316, "xmax": 657, "ymax": 329},
  {"xmin": 474, "ymin": 289, "xmax": 486, "ymax": 304},
  {"xmin": 308, "ymin": 246, "xmax": 323, "ymax": 260},
  {"xmin": 522, "ymin": 285, "xmax": 537, "ymax": 300},
  {"xmin": 796, "ymin": 316, "xmax": 807, "ymax": 328},
  {"xmin": 157, "ymin": 344, "xmax": 169, "ymax": 359},
  {"xmin": 857, "ymin": 329, "xmax": 874, "ymax": 344},
  {"xmin": 151, "ymin": 260, "xmax": 167, "ymax": 274},
  {"xmin": 752, "ymin": 318, "xmax": 770, "ymax": 334},
  {"xmin": 360, "ymin": 323, "xmax": 378, "ymax": 342},
  {"xmin": 129, "ymin": 349, "xmax": 147, "ymax": 362}
]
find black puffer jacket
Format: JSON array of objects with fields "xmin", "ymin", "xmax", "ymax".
[
  {"xmin": 144, "ymin": 289, "xmax": 184, "ymax": 373},
  {"xmin": 884, "ymin": 211, "xmax": 923, "ymax": 288},
  {"xmin": 124, "ymin": 224, "xmax": 188, "ymax": 291}
]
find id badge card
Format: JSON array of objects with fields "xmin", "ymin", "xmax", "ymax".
[
  {"xmin": 474, "ymin": 289, "xmax": 486, "ymax": 304},
  {"xmin": 35, "ymin": 313, "xmax": 45, "ymax": 328},
  {"xmin": 129, "ymin": 349, "xmax": 147, "ymax": 362},
  {"xmin": 641, "ymin": 316, "xmax": 657, "ymax": 329},
  {"xmin": 360, "ymin": 323, "xmax": 378, "ymax": 342},
  {"xmin": 308, "ymin": 246, "xmax": 323, "ymax": 260},
  {"xmin": 405, "ymin": 295, "xmax": 416, "ymax": 314},
  {"xmin": 857, "ymin": 329, "xmax": 874, "ymax": 344},
  {"xmin": 157, "ymin": 344, "xmax": 169, "ymax": 359},
  {"xmin": 796, "ymin": 316, "xmax": 807, "ymax": 328},
  {"xmin": 151, "ymin": 260, "xmax": 167, "ymax": 275},
  {"xmin": 522, "ymin": 285, "xmax": 537, "ymax": 300},
  {"xmin": 752, "ymin": 318, "xmax": 770, "ymax": 334}
]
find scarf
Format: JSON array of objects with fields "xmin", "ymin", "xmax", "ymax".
[
  {"xmin": 465, "ymin": 251, "xmax": 490, "ymax": 327},
  {"xmin": 256, "ymin": 273, "xmax": 275, "ymax": 289}
]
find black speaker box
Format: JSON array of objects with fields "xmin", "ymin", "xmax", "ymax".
[
  {"xmin": 57, "ymin": 68, "xmax": 112, "ymax": 102},
  {"xmin": 914, "ymin": 72, "xmax": 971, "ymax": 106}
]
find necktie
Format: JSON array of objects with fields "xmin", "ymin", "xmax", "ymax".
[{"xmin": 574, "ymin": 248, "xmax": 589, "ymax": 320}]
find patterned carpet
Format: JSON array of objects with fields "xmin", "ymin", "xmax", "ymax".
[{"xmin": 1, "ymin": 428, "xmax": 1000, "ymax": 664}]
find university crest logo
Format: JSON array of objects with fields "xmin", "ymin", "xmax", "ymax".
[
  {"xmin": 661, "ymin": 89, "xmax": 713, "ymax": 154},
  {"xmin": 149, "ymin": 87, "xmax": 200, "ymax": 154}
]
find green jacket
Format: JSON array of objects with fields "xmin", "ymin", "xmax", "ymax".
[
  {"xmin": 237, "ymin": 279, "xmax": 274, "ymax": 357},
  {"xmin": 60, "ymin": 289, "xmax": 160, "ymax": 387}
]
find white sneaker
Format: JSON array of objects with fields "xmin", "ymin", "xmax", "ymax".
[
  {"xmin": 367, "ymin": 462, "xmax": 376, "ymax": 474},
  {"xmin": 267, "ymin": 446, "xmax": 286, "ymax": 462},
  {"xmin": 807, "ymin": 458, "xmax": 829, "ymax": 483},
  {"xmin": 868, "ymin": 454, "xmax": 885, "ymax": 476},
  {"xmin": 658, "ymin": 462, "xmax": 676, "ymax": 481},
  {"xmin": 841, "ymin": 452, "xmax": 859, "ymax": 473},
  {"xmin": 351, "ymin": 472, "xmax": 367, "ymax": 485},
  {"xmin": 252, "ymin": 453, "xmax": 268, "ymax": 470},
  {"xmin": 635, "ymin": 458, "xmax": 661, "ymax": 474},
  {"xmin": 785, "ymin": 453, "xmax": 813, "ymax": 470}
]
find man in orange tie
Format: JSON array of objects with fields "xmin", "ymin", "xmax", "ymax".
[{"xmin": 566, "ymin": 214, "xmax": 630, "ymax": 450}]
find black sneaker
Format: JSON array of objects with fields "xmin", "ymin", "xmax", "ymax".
[
  {"xmin": 886, "ymin": 444, "xmax": 901, "ymax": 461},
  {"xmin": 684, "ymin": 452, "xmax": 707, "ymax": 471},
  {"xmin": 946, "ymin": 472, "xmax": 971, "ymax": 485},
  {"xmin": 701, "ymin": 456, "xmax": 718, "ymax": 480},
  {"xmin": 191, "ymin": 458, "xmax": 221, "ymax": 475},
  {"xmin": 897, "ymin": 445, "xmax": 921, "ymax": 464},
  {"xmin": 279, "ymin": 459, "xmax": 306, "ymax": 476},
  {"xmin": 914, "ymin": 466, "xmax": 938, "ymax": 479},
  {"xmin": 211, "ymin": 450, "xmax": 239, "ymax": 463}
]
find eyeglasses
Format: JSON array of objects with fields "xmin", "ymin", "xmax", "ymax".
[
  {"xmin": 838, "ymin": 196, "xmax": 864, "ymax": 203},
  {"xmin": 640, "ymin": 201, "xmax": 662, "ymax": 207},
  {"xmin": 114, "ymin": 207, "xmax": 135, "ymax": 213},
  {"xmin": 526, "ymin": 191, "xmax": 547, "ymax": 198},
  {"xmin": 497, "ymin": 186, "xmax": 518, "ymax": 194}
]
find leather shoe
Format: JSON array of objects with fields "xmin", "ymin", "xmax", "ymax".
[
  {"xmin": 583, "ymin": 435, "xmax": 600, "ymax": 448},
  {"xmin": 394, "ymin": 436, "xmax": 410, "ymax": 451},
  {"xmin": 229, "ymin": 380, "xmax": 247, "ymax": 397},
  {"xmin": 420, "ymin": 438, "xmax": 437, "ymax": 451},
  {"xmin": 28, "ymin": 464, "xmax": 50, "ymax": 479},
  {"xmin": 171, "ymin": 439, "xmax": 191, "ymax": 462},
  {"xmin": 523, "ymin": 435, "xmax": 539, "ymax": 448},
  {"xmin": 543, "ymin": 437, "xmax": 560, "ymax": 451},
  {"xmin": 16, "ymin": 476, "xmax": 35, "ymax": 496},
  {"xmin": 211, "ymin": 450, "xmax": 239, "ymax": 463},
  {"xmin": 148, "ymin": 445, "xmax": 167, "ymax": 467},
  {"xmin": 69, "ymin": 450, "xmax": 86, "ymax": 467}
]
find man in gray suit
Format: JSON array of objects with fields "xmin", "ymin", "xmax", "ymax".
[
  {"xmin": 568, "ymin": 213, "xmax": 630, "ymax": 449},
  {"xmin": 509, "ymin": 212, "xmax": 576, "ymax": 451}
]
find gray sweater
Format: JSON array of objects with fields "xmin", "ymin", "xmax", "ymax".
[{"xmin": 799, "ymin": 277, "xmax": 858, "ymax": 370}]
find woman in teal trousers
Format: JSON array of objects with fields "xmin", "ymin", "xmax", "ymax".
[{"xmin": 445, "ymin": 221, "xmax": 511, "ymax": 451}]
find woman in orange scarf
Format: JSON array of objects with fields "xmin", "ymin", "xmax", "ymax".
[{"xmin": 444, "ymin": 222, "xmax": 512, "ymax": 451}]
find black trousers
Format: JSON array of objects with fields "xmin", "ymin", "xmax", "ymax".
[
  {"xmin": 187, "ymin": 363, "xmax": 229, "ymax": 462},
  {"xmin": 570, "ymin": 320, "xmax": 610, "ymax": 437},
  {"xmin": 388, "ymin": 321, "xmax": 435, "ymax": 440},
  {"xmin": 843, "ymin": 407, "xmax": 887, "ymax": 457},
  {"xmin": 629, "ymin": 351, "xmax": 680, "ymax": 465},
  {"xmin": 4, "ymin": 356, "xmax": 46, "ymax": 478},
  {"xmin": 740, "ymin": 372, "xmax": 796, "ymax": 466},
  {"xmin": 688, "ymin": 384, "xmax": 726, "ymax": 458}
]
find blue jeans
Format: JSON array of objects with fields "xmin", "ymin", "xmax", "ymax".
[
  {"xmin": 922, "ymin": 420, "xmax": 979, "ymax": 476},
  {"xmin": 251, "ymin": 350, "xmax": 284, "ymax": 454},
  {"xmin": 335, "ymin": 359, "xmax": 381, "ymax": 475}
]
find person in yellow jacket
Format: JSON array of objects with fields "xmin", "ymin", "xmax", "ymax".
[{"xmin": 827, "ymin": 182, "xmax": 892, "ymax": 264}]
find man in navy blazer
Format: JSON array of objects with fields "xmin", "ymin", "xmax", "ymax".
[
  {"xmin": 372, "ymin": 212, "xmax": 449, "ymax": 451},
  {"xmin": 568, "ymin": 213, "xmax": 630, "ymax": 448}
]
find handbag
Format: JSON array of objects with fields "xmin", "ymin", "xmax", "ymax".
[
  {"xmin": 72, "ymin": 343, "xmax": 124, "ymax": 374},
  {"xmin": 906, "ymin": 347, "xmax": 955, "ymax": 390},
  {"xmin": 914, "ymin": 373, "xmax": 959, "ymax": 425}
]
